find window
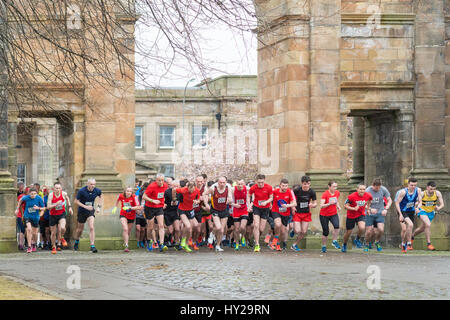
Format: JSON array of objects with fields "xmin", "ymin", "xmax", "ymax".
[
  {"xmin": 135, "ymin": 126, "xmax": 143, "ymax": 149},
  {"xmin": 160, "ymin": 126, "xmax": 175, "ymax": 148},
  {"xmin": 17, "ymin": 163, "xmax": 26, "ymax": 185},
  {"xmin": 160, "ymin": 164, "xmax": 175, "ymax": 178},
  {"xmin": 192, "ymin": 126, "xmax": 208, "ymax": 147}
]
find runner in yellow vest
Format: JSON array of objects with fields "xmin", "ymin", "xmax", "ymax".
[{"xmin": 412, "ymin": 181, "xmax": 444, "ymax": 250}]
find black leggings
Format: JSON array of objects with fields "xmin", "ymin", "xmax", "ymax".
[{"xmin": 320, "ymin": 214, "xmax": 339, "ymax": 237}]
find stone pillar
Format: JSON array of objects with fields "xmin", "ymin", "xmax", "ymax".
[
  {"xmin": 411, "ymin": 1, "xmax": 450, "ymax": 188},
  {"xmin": 348, "ymin": 117, "xmax": 364, "ymax": 185},
  {"xmin": 0, "ymin": 1, "xmax": 16, "ymax": 251},
  {"xmin": 306, "ymin": 0, "xmax": 348, "ymax": 191},
  {"xmin": 255, "ymin": 0, "xmax": 311, "ymax": 185}
]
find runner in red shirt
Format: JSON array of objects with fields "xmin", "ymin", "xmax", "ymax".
[
  {"xmin": 230, "ymin": 179, "xmax": 251, "ymax": 251},
  {"xmin": 191, "ymin": 175, "xmax": 207, "ymax": 250},
  {"xmin": 46, "ymin": 182, "xmax": 73, "ymax": 254},
  {"xmin": 173, "ymin": 181, "xmax": 201, "ymax": 252},
  {"xmin": 270, "ymin": 179, "xmax": 296, "ymax": 251},
  {"xmin": 342, "ymin": 184, "xmax": 372, "ymax": 252},
  {"xmin": 248, "ymin": 174, "xmax": 273, "ymax": 252},
  {"xmin": 16, "ymin": 188, "xmax": 29, "ymax": 250},
  {"xmin": 142, "ymin": 174, "xmax": 169, "ymax": 252},
  {"xmin": 113, "ymin": 186, "xmax": 140, "ymax": 252},
  {"xmin": 203, "ymin": 176, "xmax": 233, "ymax": 252},
  {"xmin": 319, "ymin": 181, "xmax": 342, "ymax": 253}
]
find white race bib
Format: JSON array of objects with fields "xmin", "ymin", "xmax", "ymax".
[
  {"xmin": 258, "ymin": 200, "xmax": 265, "ymax": 206},
  {"xmin": 85, "ymin": 202, "xmax": 93, "ymax": 206},
  {"xmin": 218, "ymin": 197, "xmax": 226, "ymax": 204},
  {"xmin": 55, "ymin": 204, "xmax": 63, "ymax": 211},
  {"xmin": 279, "ymin": 207, "xmax": 287, "ymax": 213},
  {"xmin": 237, "ymin": 199, "xmax": 245, "ymax": 205},
  {"xmin": 157, "ymin": 192, "xmax": 164, "ymax": 199},
  {"xmin": 300, "ymin": 202, "xmax": 308, "ymax": 209},
  {"xmin": 28, "ymin": 208, "xmax": 36, "ymax": 214}
]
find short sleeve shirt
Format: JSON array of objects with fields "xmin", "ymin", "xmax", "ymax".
[
  {"xmin": 22, "ymin": 195, "xmax": 44, "ymax": 219},
  {"xmin": 320, "ymin": 190, "xmax": 340, "ymax": 216},
  {"xmin": 345, "ymin": 192, "xmax": 373, "ymax": 219},
  {"xmin": 176, "ymin": 187, "xmax": 200, "ymax": 211},
  {"xmin": 272, "ymin": 188, "xmax": 294, "ymax": 216},
  {"xmin": 249, "ymin": 183, "xmax": 273, "ymax": 208},
  {"xmin": 144, "ymin": 182, "xmax": 168, "ymax": 208},
  {"xmin": 76, "ymin": 186, "xmax": 102, "ymax": 215},
  {"xmin": 293, "ymin": 187, "xmax": 317, "ymax": 213},
  {"xmin": 366, "ymin": 186, "xmax": 390, "ymax": 214}
]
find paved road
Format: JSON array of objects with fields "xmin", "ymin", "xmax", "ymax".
[{"xmin": 0, "ymin": 247, "xmax": 449, "ymax": 300}]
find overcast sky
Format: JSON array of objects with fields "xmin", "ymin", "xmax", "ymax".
[{"xmin": 135, "ymin": 21, "xmax": 258, "ymax": 88}]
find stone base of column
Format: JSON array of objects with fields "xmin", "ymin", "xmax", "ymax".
[
  {"xmin": 79, "ymin": 169, "xmax": 124, "ymax": 192},
  {"xmin": 0, "ymin": 171, "xmax": 17, "ymax": 245},
  {"xmin": 348, "ymin": 172, "xmax": 364, "ymax": 186},
  {"xmin": 409, "ymin": 168, "xmax": 450, "ymax": 191},
  {"xmin": 305, "ymin": 169, "xmax": 351, "ymax": 192}
]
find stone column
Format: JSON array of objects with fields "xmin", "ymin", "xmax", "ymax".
[
  {"xmin": 31, "ymin": 119, "xmax": 58, "ymax": 186},
  {"xmin": 255, "ymin": 0, "xmax": 311, "ymax": 185},
  {"xmin": 348, "ymin": 117, "xmax": 364, "ymax": 185},
  {"xmin": 411, "ymin": 1, "xmax": 450, "ymax": 188},
  {"xmin": 0, "ymin": 1, "xmax": 16, "ymax": 251},
  {"xmin": 306, "ymin": 0, "xmax": 348, "ymax": 191}
]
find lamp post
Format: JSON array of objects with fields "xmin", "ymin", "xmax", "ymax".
[{"xmin": 181, "ymin": 78, "xmax": 195, "ymax": 176}]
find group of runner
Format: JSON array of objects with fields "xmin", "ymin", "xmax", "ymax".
[{"xmin": 15, "ymin": 174, "xmax": 444, "ymax": 254}]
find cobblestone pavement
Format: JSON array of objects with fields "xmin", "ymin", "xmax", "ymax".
[{"xmin": 0, "ymin": 246, "xmax": 449, "ymax": 300}]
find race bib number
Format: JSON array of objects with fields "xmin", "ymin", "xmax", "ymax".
[
  {"xmin": 329, "ymin": 197, "xmax": 337, "ymax": 204},
  {"xmin": 279, "ymin": 207, "xmax": 287, "ymax": 213},
  {"xmin": 55, "ymin": 204, "xmax": 63, "ymax": 211},
  {"xmin": 218, "ymin": 197, "xmax": 226, "ymax": 204},
  {"xmin": 157, "ymin": 192, "xmax": 164, "ymax": 199},
  {"xmin": 258, "ymin": 200, "xmax": 265, "ymax": 206},
  {"xmin": 406, "ymin": 202, "xmax": 414, "ymax": 209},
  {"xmin": 300, "ymin": 202, "xmax": 309, "ymax": 209},
  {"xmin": 123, "ymin": 202, "xmax": 131, "ymax": 210},
  {"xmin": 237, "ymin": 199, "xmax": 245, "ymax": 205},
  {"xmin": 28, "ymin": 208, "xmax": 36, "ymax": 214},
  {"xmin": 372, "ymin": 197, "xmax": 380, "ymax": 204},
  {"xmin": 425, "ymin": 201, "xmax": 434, "ymax": 207},
  {"xmin": 85, "ymin": 202, "xmax": 93, "ymax": 207}
]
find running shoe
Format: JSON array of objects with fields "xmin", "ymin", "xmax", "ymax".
[
  {"xmin": 188, "ymin": 238, "xmax": 193, "ymax": 247},
  {"xmin": 27, "ymin": 247, "xmax": 32, "ymax": 253},
  {"xmin": 291, "ymin": 244, "xmax": 301, "ymax": 252},
  {"xmin": 234, "ymin": 243, "xmax": 240, "ymax": 251},
  {"xmin": 51, "ymin": 246, "xmax": 57, "ymax": 254},
  {"xmin": 276, "ymin": 244, "xmax": 281, "ymax": 251},
  {"xmin": 160, "ymin": 244, "xmax": 168, "ymax": 252},
  {"xmin": 90, "ymin": 246, "xmax": 98, "ymax": 253},
  {"xmin": 427, "ymin": 244, "xmax": 436, "ymax": 251},
  {"xmin": 73, "ymin": 241, "xmax": 79, "ymax": 251},
  {"xmin": 32, "ymin": 245, "xmax": 37, "ymax": 252},
  {"xmin": 321, "ymin": 246, "xmax": 327, "ymax": 253},
  {"xmin": 254, "ymin": 244, "xmax": 260, "ymax": 252},
  {"xmin": 241, "ymin": 237, "xmax": 246, "ymax": 247},
  {"xmin": 57, "ymin": 245, "xmax": 62, "ymax": 251},
  {"xmin": 375, "ymin": 242, "xmax": 382, "ymax": 252},
  {"xmin": 264, "ymin": 235, "xmax": 271, "ymax": 244},
  {"xmin": 193, "ymin": 243, "xmax": 199, "ymax": 251},
  {"xmin": 153, "ymin": 242, "xmax": 159, "ymax": 249},
  {"xmin": 61, "ymin": 238, "xmax": 68, "ymax": 248},
  {"xmin": 215, "ymin": 245, "xmax": 224, "ymax": 252},
  {"xmin": 353, "ymin": 238, "xmax": 363, "ymax": 248},
  {"xmin": 207, "ymin": 232, "xmax": 215, "ymax": 244},
  {"xmin": 289, "ymin": 230, "xmax": 295, "ymax": 238},
  {"xmin": 407, "ymin": 244, "xmax": 413, "ymax": 251},
  {"xmin": 401, "ymin": 243, "xmax": 407, "ymax": 253},
  {"xmin": 363, "ymin": 245, "xmax": 369, "ymax": 253},
  {"xmin": 182, "ymin": 244, "xmax": 192, "ymax": 253},
  {"xmin": 207, "ymin": 243, "xmax": 214, "ymax": 249},
  {"xmin": 137, "ymin": 241, "xmax": 141, "ymax": 248},
  {"xmin": 341, "ymin": 243, "xmax": 347, "ymax": 253},
  {"xmin": 124, "ymin": 246, "xmax": 129, "ymax": 253},
  {"xmin": 331, "ymin": 240, "xmax": 341, "ymax": 250},
  {"xmin": 147, "ymin": 240, "xmax": 153, "ymax": 252},
  {"xmin": 368, "ymin": 242, "xmax": 373, "ymax": 250}
]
